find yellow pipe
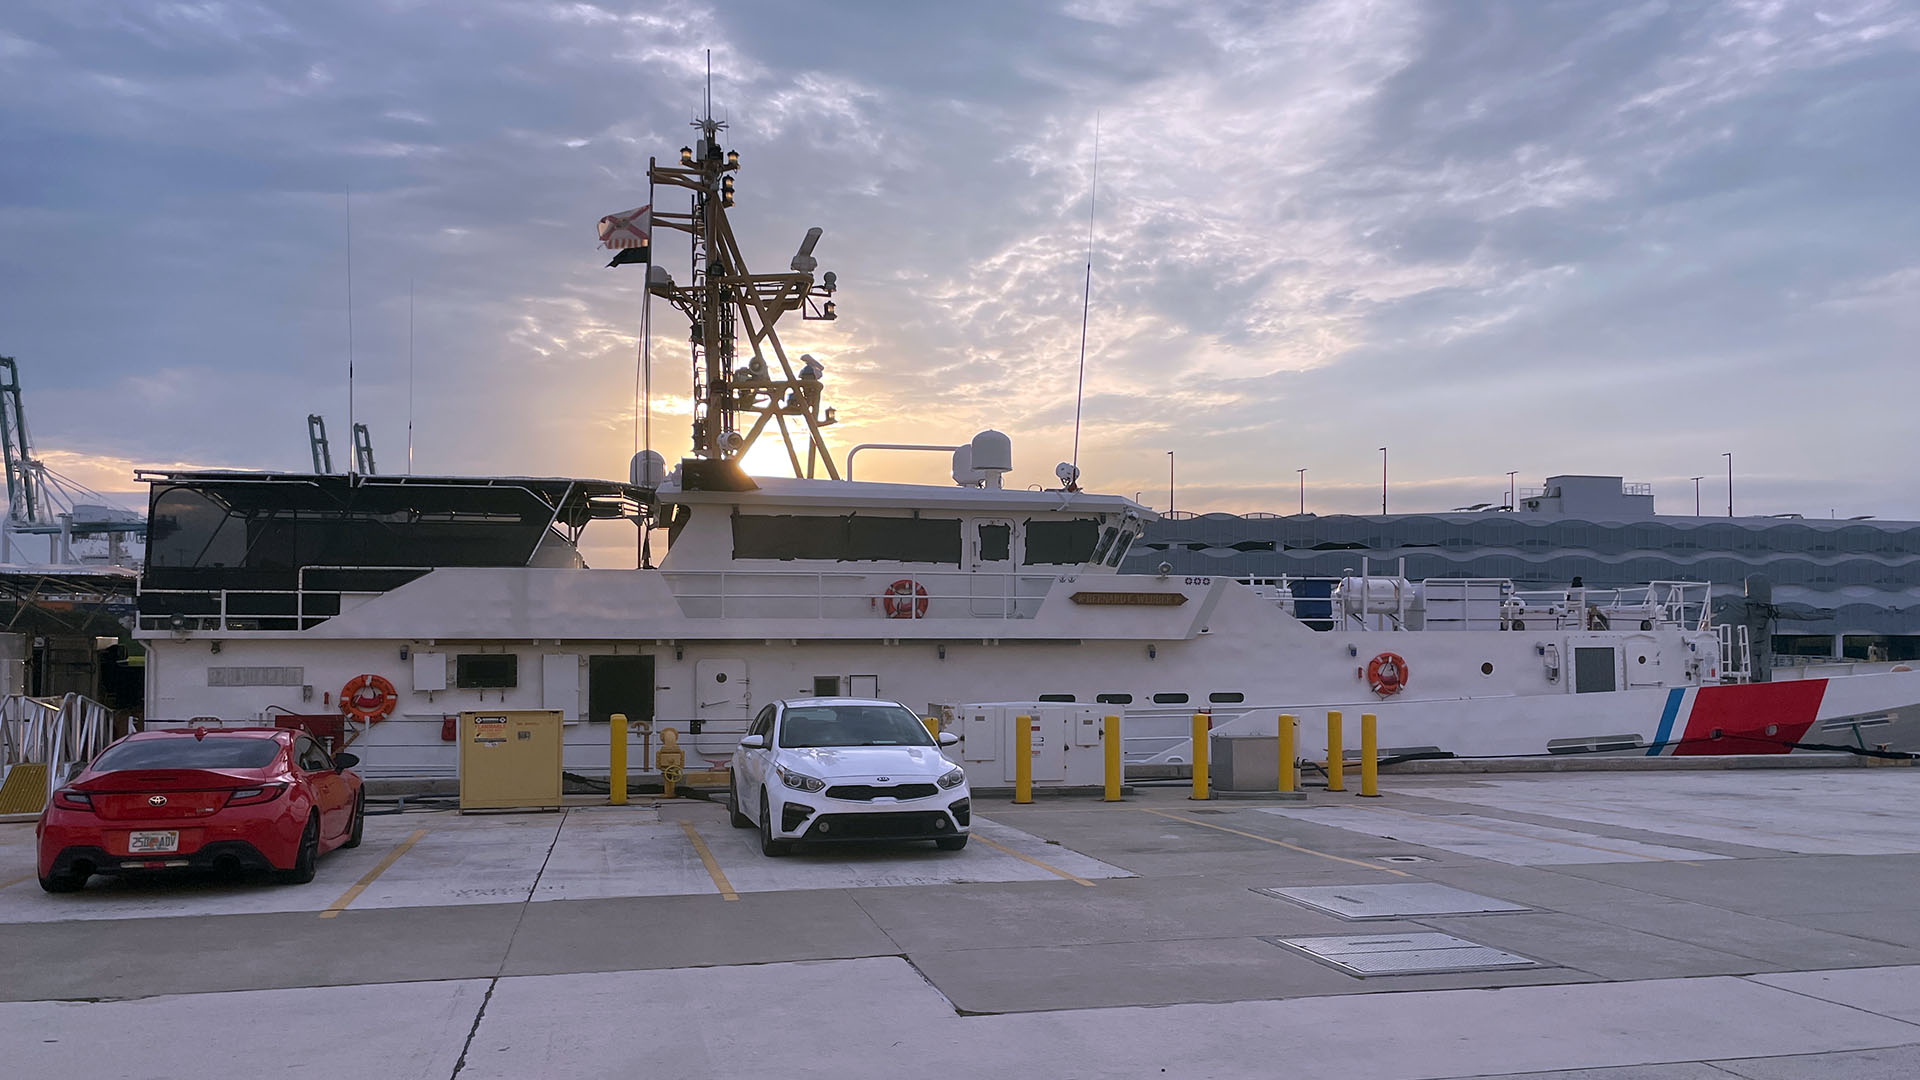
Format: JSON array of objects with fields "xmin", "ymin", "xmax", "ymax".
[
  {"xmin": 1190, "ymin": 713, "xmax": 1210, "ymax": 801},
  {"xmin": 1326, "ymin": 711, "xmax": 1345, "ymax": 792},
  {"xmin": 609, "ymin": 712, "xmax": 628, "ymax": 806},
  {"xmin": 1359, "ymin": 712, "xmax": 1380, "ymax": 798},
  {"xmin": 1278, "ymin": 713, "xmax": 1296, "ymax": 794},
  {"xmin": 1014, "ymin": 714, "xmax": 1033, "ymax": 804},
  {"xmin": 1103, "ymin": 714, "xmax": 1122, "ymax": 802}
]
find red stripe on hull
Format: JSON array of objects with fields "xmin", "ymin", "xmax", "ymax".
[{"xmin": 1673, "ymin": 680, "xmax": 1828, "ymax": 755}]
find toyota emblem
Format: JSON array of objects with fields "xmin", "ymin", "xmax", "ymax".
[{"xmin": 148, "ymin": 795, "xmax": 168, "ymax": 806}]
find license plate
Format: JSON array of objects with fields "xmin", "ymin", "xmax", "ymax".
[{"xmin": 129, "ymin": 830, "xmax": 180, "ymax": 854}]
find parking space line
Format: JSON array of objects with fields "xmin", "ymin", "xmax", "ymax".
[
  {"xmin": 0, "ymin": 872, "xmax": 31, "ymax": 891},
  {"xmin": 319, "ymin": 828, "xmax": 427, "ymax": 919},
  {"xmin": 1361, "ymin": 803, "xmax": 1703, "ymax": 864},
  {"xmin": 1140, "ymin": 808, "xmax": 1412, "ymax": 877},
  {"xmin": 971, "ymin": 833, "xmax": 1096, "ymax": 887},
  {"xmin": 679, "ymin": 821, "xmax": 738, "ymax": 900}
]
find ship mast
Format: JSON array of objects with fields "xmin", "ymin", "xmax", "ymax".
[{"xmin": 644, "ymin": 101, "xmax": 842, "ymax": 478}]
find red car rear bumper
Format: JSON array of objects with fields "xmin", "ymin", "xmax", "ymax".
[{"xmin": 37, "ymin": 799, "xmax": 310, "ymax": 878}]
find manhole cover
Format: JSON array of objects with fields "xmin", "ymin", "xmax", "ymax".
[
  {"xmin": 1379, "ymin": 855, "xmax": 1428, "ymax": 864},
  {"xmin": 1270, "ymin": 932, "xmax": 1540, "ymax": 977},
  {"xmin": 1255, "ymin": 883, "xmax": 1528, "ymax": 920}
]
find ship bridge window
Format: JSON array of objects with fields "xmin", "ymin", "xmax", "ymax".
[
  {"xmin": 1207, "ymin": 692, "xmax": 1245, "ymax": 704},
  {"xmin": 1096, "ymin": 693, "xmax": 1133, "ymax": 705},
  {"xmin": 1024, "ymin": 518, "xmax": 1100, "ymax": 565},
  {"xmin": 730, "ymin": 513, "xmax": 962, "ymax": 563},
  {"xmin": 1105, "ymin": 530, "xmax": 1136, "ymax": 567},
  {"xmin": 1037, "ymin": 693, "xmax": 1075, "ymax": 702},
  {"xmin": 1151, "ymin": 692, "xmax": 1189, "ymax": 705}
]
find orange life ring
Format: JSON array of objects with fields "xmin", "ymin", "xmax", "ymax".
[
  {"xmin": 1366, "ymin": 652, "xmax": 1408, "ymax": 696},
  {"xmin": 340, "ymin": 673, "xmax": 399, "ymax": 721},
  {"xmin": 882, "ymin": 578, "xmax": 930, "ymax": 619}
]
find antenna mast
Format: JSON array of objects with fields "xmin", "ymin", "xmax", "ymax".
[
  {"xmin": 1069, "ymin": 113, "xmax": 1099, "ymax": 491},
  {"xmin": 641, "ymin": 56, "xmax": 844, "ymax": 477}
]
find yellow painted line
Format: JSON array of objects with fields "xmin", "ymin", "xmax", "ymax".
[
  {"xmin": 971, "ymin": 832, "xmax": 1096, "ymax": 887},
  {"xmin": 1140, "ymin": 807, "xmax": 1412, "ymax": 877},
  {"xmin": 319, "ymin": 828, "xmax": 426, "ymax": 919},
  {"xmin": 0, "ymin": 872, "xmax": 33, "ymax": 891},
  {"xmin": 679, "ymin": 821, "xmax": 738, "ymax": 901}
]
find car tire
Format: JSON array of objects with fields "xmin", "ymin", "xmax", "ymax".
[
  {"xmin": 276, "ymin": 814, "xmax": 320, "ymax": 884},
  {"xmin": 758, "ymin": 792, "xmax": 789, "ymax": 857},
  {"xmin": 936, "ymin": 835, "xmax": 968, "ymax": 852},
  {"xmin": 728, "ymin": 775, "xmax": 753, "ymax": 828},
  {"xmin": 38, "ymin": 869, "xmax": 87, "ymax": 893},
  {"xmin": 341, "ymin": 792, "xmax": 366, "ymax": 849}
]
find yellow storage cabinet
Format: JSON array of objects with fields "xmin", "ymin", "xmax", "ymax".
[{"xmin": 458, "ymin": 710, "xmax": 564, "ymax": 812}]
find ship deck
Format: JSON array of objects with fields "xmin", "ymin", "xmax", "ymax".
[{"xmin": 6, "ymin": 769, "xmax": 1920, "ymax": 1078}]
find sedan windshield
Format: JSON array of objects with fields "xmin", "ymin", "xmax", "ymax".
[
  {"xmin": 92, "ymin": 737, "xmax": 282, "ymax": 771},
  {"xmin": 778, "ymin": 705, "xmax": 935, "ymax": 749}
]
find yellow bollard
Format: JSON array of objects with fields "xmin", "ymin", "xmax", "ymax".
[
  {"xmin": 1014, "ymin": 714, "xmax": 1033, "ymax": 804},
  {"xmin": 1359, "ymin": 713, "xmax": 1380, "ymax": 797},
  {"xmin": 1326, "ymin": 711, "xmax": 1345, "ymax": 792},
  {"xmin": 1278, "ymin": 713, "xmax": 1297, "ymax": 794},
  {"xmin": 1103, "ymin": 715, "xmax": 1122, "ymax": 802},
  {"xmin": 1190, "ymin": 713, "xmax": 1211, "ymax": 800},
  {"xmin": 923, "ymin": 715, "xmax": 939, "ymax": 739},
  {"xmin": 609, "ymin": 712, "xmax": 628, "ymax": 806}
]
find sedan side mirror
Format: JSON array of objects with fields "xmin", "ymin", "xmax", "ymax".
[
  {"xmin": 936, "ymin": 732, "xmax": 959, "ymax": 747},
  {"xmin": 334, "ymin": 752, "xmax": 361, "ymax": 771},
  {"xmin": 738, "ymin": 734, "xmax": 766, "ymax": 749}
]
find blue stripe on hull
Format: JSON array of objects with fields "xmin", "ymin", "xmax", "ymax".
[{"xmin": 1648, "ymin": 688, "xmax": 1686, "ymax": 755}]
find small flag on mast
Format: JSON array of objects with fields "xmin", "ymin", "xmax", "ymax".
[{"xmin": 598, "ymin": 204, "xmax": 650, "ymax": 266}]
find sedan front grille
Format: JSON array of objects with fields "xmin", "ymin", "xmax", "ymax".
[{"xmin": 824, "ymin": 783, "xmax": 938, "ymax": 802}]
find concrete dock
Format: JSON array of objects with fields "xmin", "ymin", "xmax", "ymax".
[{"xmin": 5, "ymin": 769, "xmax": 1920, "ymax": 1078}]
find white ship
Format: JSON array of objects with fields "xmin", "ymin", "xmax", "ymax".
[{"xmin": 134, "ymin": 104, "xmax": 1920, "ymax": 779}]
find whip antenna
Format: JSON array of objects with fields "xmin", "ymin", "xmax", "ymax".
[{"xmin": 1068, "ymin": 114, "xmax": 1099, "ymax": 491}]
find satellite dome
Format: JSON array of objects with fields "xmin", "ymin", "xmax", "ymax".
[
  {"xmin": 630, "ymin": 450, "xmax": 667, "ymax": 489},
  {"xmin": 951, "ymin": 443, "xmax": 986, "ymax": 487},
  {"xmin": 969, "ymin": 429, "xmax": 1012, "ymax": 473}
]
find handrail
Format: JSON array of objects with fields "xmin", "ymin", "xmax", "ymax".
[{"xmin": 1, "ymin": 692, "xmax": 115, "ymax": 804}]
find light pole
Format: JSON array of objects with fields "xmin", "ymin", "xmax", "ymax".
[
  {"xmin": 1690, "ymin": 476, "xmax": 1704, "ymax": 517},
  {"xmin": 1167, "ymin": 451, "xmax": 1175, "ymax": 516},
  {"xmin": 1379, "ymin": 447, "xmax": 1388, "ymax": 515},
  {"xmin": 1296, "ymin": 468, "xmax": 1306, "ymax": 515},
  {"xmin": 1722, "ymin": 452, "xmax": 1733, "ymax": 517},
  {"xmin": 1505, "ymin": 470, "xmax": 1517, "ymax": 510}
]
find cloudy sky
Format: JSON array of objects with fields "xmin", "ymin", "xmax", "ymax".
[{"xmin": 3, "ymin": 0, "xmax": 1917, "ymax": 554}]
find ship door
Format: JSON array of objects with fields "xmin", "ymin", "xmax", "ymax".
[
  {"xmin": 969, "ymin": 519, "xmax": 1015, "ymax": 616},
  {"xmin": 588, "ymin": 655, "xmax": 653, "ymax": 726},
  {"xmin": 695, "ymin": 659, "xmax": 751, "ymax": 723}
]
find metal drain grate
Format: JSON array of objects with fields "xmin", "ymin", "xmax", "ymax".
[
  {"xmin": 1255, "ymin": 883, "xmax": 1528, "ymax": 920},
  {"xmin": 1271, "ymin": 932, "xmax": 1540, "ymax": 977}
]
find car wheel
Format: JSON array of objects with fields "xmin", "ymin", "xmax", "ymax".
[
  {"xmin": 341, "ymin": 792, "xmax": 366, "ymax": 849},
  {"xmin": 728, "ymin": 775, "xmax": 753, "ymax": 829},
  {"xmin": 276, "ymin": 813, "xmax": 320, "ymax": 884},
  {"xmin": 936, "ymin": 835, "xmax": 968, "ymax": 852},
  {"xmin": 758, "ymin": 792, "xmax": 789, "ymax": 857},
  {"xmin": 38, "ymin": 869, "xmax": 87, "ymax": 893}
]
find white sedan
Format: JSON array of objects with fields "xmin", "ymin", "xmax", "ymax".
[{"xmin": 729, "ymin": 697, "xmax": 970, "ymax": 856}]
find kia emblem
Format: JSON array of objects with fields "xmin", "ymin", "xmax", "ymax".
[
  {"xmin": 876, "ymin": 776, "xmax": 890, "ymax": 783},
  {"xmin": 148, "ymin": 795, "xmax": 167, "ymax": 806}
]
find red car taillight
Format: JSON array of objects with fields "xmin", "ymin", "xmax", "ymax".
[
  {"xmin": 225, "ymin": 783, "xmax": 288, "ymax": 807},
  {"xmin": 51, "ymin": 788, "xmax": 93, "ymax": 811}
]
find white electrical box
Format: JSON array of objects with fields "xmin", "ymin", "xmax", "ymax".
[
  {"xmin": 412, "ymin": 651, "xmax": 446, "ymax": 692},
  {"xmin": 935, "ymin": 702, "xmax": 1118, "ymax": 788}
]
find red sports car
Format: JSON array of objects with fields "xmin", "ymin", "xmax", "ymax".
[{"xmin": 36, "ymin": 727, "xmax": 365, "ymax": 893}]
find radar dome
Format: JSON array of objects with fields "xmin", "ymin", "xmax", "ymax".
[
  {"xmin": 969, "ymin": 429, "xmax": 1012, "ymax": 473},
  {"xmin": 630, "ymin": 450, "xmax": 667, "ymax": 489},
  {"xmin": 951, "ymin": 443, "xmax": 986, "ymax": 487}
]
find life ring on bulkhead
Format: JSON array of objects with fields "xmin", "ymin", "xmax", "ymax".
[
  {"xmin": 882, "ymin": 578, "xmax": 930, "ymax": 619},
  {"xmin": 1366, "ymin": 652, "xmax": 1408, "ymax": 697},
  {"xmin": 340, "ymin": 673, "xmax": 399, "ymax": 721}
]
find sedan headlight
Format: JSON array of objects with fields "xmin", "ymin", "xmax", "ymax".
[
  {"xmin": 937, "ymin": 767, "xmax": 966, "ymax": 790},
  {"xmin": 775, "ymin": 764, "xmax": 825, "ymax": 792}
]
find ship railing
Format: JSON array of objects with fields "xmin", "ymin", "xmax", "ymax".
[
  {"xmin": 660, "ymin": 569, "xmax": 1062, "ymax": 620},
  {"xmin": 137, "ymin": 566, "xmax": 429, "ymax": 632},
  {"xmin": 0, "ymin": 692, "xmax": 116, "ymax": 806}
]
